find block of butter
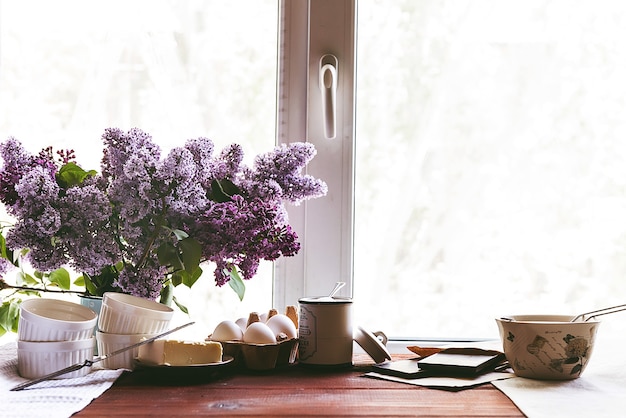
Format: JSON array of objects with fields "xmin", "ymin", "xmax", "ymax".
[{"xmin": 138, "ymin": 339, "xmax": 223, "ymax": 366}]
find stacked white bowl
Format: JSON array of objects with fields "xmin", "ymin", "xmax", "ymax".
[
  {"xmin": 17, "ymin": 298, "xmax": 98, "ymax": 379},
  {"xmin": 96, "ymin": 292, "xmax": 174, "ymax": 369}
]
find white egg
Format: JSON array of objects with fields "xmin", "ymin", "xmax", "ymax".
[
  {"xmin": 243, "ymin": 322, "xmax": 277, "ymax": 344},
  {"xmin": 211, "ymin": 320, "xmax": 244, "ymax": 341},
  {"xmin": 266, "ymin": 314, "xmax": 298, "ymax": 339},
  {"xmin": 235, "ymin": 317, "xmax": 247, "ymax": 332}
]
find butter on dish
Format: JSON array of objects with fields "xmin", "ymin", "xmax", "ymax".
[{"xmin": 138, "ymin": 340, "xmax": 223, "ymax": 366}]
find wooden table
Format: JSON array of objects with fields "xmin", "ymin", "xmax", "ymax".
[{"xmin": 76, "ymin": 355, "xmax": 524, "ymax": 417}]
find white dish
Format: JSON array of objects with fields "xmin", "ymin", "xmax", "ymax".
[
  {"xmin": 18, "ymin": 298, "xmax": 97, "ymax": 342},
  {"xmin": 17, "ymin": 338, "xmax": 95, "ymax": 379},
  {"xmin": 98, "ymin": 292, "xmax": 173, "ymax": 334},
  {"xmin": 96, "ymin": 330, "xmax": 159, "ymax": 370}
]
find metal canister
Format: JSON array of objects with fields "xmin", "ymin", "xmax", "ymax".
[{"xmin": 298, "ymin": 296, "xmax": 353, "ymax": 367}]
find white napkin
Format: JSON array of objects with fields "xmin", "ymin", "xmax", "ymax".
[
  {"xmin": 493, "ymin": 335, "xmax": 626, "ymax": 417},
  {"xmin": 0, "ymin": 342, "xmax": 125, "ymax": 418}
]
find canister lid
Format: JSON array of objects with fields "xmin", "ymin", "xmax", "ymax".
[
  {"xmin": 298, "ymin": 296, "xmax": 352, "ymax": 304},
  {"xmin": 353, "ymin": 326, "xmax": 392, "ymax": 364}
]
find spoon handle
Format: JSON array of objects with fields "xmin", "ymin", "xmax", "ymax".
[
  {"xmin": 571, "ymin": 303, "xmax": 626, "ymax": 322},
  {"xmin": 10, "ymin": 359, "xmax": 93, "ymax": 391}
]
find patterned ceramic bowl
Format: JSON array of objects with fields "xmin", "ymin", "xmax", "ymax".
[
  {"xmin": 96, "ymin": 330, "xmax": 158, "ymax": 370},
  {"xmin": 17, "ymin": 338, "xmax": 95, "ymax": 379},
  {"xmin": 496, "ymin": 315, "xmax": 600, "ymax": 380},
  {"xmin": 18, "ymin": 298, "xmax": 98, "ymax": 342},
  {"xmin": 98, "ymin": 292, "xmax": 173, "ymax": 334}
]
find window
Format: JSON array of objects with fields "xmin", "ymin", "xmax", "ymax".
[
  {"xmin": 279, "ymin": 0, "xmax": 626, "ymax": 341},
  {"xmin": 352, "ymin": 0, "xmax": 626, "ymax": 338}
]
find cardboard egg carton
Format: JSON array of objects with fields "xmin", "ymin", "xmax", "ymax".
[
  {"xmin": 220, "ymin": 338, "xmax": 298, "ymax": 371},
  {"xmin": 208, "ymin": 306, "xmax": 299, "ymax": 371}
]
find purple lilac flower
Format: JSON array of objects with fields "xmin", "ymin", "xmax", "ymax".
[
  {"xmin": 0, "ymin": 257, "xmax": 13, "ymax": 277},
  {"xmin": 210, "ymin": 143, "xmax": 244, "ymax": 180},
  {"xmin": 191, "ymin": 195, "xmax": 300, "ymax": 286},
  {"xmin": 242, "ymin": 142, "xmax": 328, "ymax": 204},
  {"xmin": 155, "ymin": 147, "xmax": 208, "ymax": 218},
  {"xmin": 114, "ymin": 260, "xmax": 166, "ymax": 300},
  {"xmin": 184, "ymin": 137, "xmax": 216, "ymax": 188},
  {"xmin": 60, "ymin": 184, "xmax": 119, "ymax": 275},
  {"xmin": 0, "ymin": 138, "xmax": 44, "ymax": 210},
  {"xmin": 0, "ymin": 129, "xmax": 327, "ymax": 301}
]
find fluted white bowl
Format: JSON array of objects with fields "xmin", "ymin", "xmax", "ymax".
[
  {"xmin": 96, "ymin": 330, "xmax": 158, "ymax": 370},
  {"xmin": 17, "ymin": 338, "xmax": 94, "ymax": 379},
  {"xmin": 18, "ymin": 298, "xmax": 98, "ymax": 342},
  {"xmin": 98, "ymin": 292, "xmax": 173, "ymax": 334}
]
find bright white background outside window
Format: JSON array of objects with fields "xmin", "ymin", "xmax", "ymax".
[
  {"xmin": 2, "ymin": 0, "xmax": 626, "ymax": 345},
  {"xmin": 354, "ymin": 0, "xmax": 626, "ymax": 339},
  {"xmin": 0, "ymin": 0, "xmax": 279, "ymax": 338}
]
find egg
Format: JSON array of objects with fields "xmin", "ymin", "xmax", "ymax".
[
  {"xmin": 235, "ymin": 317, "xmax": 248, "ymax": 332},
  {"xmin": 266, "ymin": 314, "xmax": 298, "ymax": 340},
  {"xmin": 243, "ymin": 322, "xmax": 277, "ymax": 344},
  {"xmin": 210, "ymin": 320, "xmax": 244, "ymax": 341}
]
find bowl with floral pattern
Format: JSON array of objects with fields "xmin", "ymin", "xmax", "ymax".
[{"xmin": 496, "ymin": 315, "xmax": 600, "ymax": 380}]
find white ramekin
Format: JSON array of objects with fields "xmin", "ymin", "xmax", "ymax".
[
  {"xmin": 18, "ymin": 298, "xmax": 98, "ymax": 342},
  {"xmin": 96, "ymin": 330, "xmax": 158, "ymax": 370},
  {"xmin": 97, "ymin": 292, "xmax": 173, "ymax": 334},
  {"xmin": 17, "ymin": 338, "xmax": 95, "ymax": 379}
]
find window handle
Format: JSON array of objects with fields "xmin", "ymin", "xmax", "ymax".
[{"xmin": 319, "ymin": 54, "xmax": 338, "ymax": 139}]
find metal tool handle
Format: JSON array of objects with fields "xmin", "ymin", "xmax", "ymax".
[
  {"xmin": 571, "ymin": 303, "xmax": 626, "ymax": 322},
  {"xmin": 11, "ymin": 359, "xmax": 94, "ymax": 391}
]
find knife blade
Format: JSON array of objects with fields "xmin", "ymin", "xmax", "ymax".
[{"xmin": 11, "ymin": 321, "xmax": 195, "ymax": 391}]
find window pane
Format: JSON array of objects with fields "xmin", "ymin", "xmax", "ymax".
[
  {"xmin": 355, "ymin": 0, "xmax": 626, "ymax": 338},
  {"xmin": 0, "ymin": 0, "xmax": 278, "ymax": 332}
]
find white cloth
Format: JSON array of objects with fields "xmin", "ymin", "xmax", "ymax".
[
  {"xmin": 0, "ymin": 342, "xmax": 124, "ymax": 418},
  {"xmin": 493, "ymin": 335, "xmax": 626, "ymax": 418}
]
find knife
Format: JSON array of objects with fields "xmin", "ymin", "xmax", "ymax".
[{"xmin": 11, "ymin": 321, "xmax": 195, "ymax": 391}]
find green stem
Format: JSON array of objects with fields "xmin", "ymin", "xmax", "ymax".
[{"xmin": 1, "ymin": 282, "xmax": 87, "ymax": 296}]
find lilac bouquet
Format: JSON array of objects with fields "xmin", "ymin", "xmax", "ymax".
[{"xmin": 0, "ymin": 128, "xmax": 327, "ymax": 305}]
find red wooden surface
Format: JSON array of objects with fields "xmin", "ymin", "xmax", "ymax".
[{"xmin": 76, "ymin": 355, "xmax": 523, "ymax": 417}]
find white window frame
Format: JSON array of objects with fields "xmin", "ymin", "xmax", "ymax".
[{"xmin": 274, "ymin": 0, "xmax": 357, "ymax": 308}]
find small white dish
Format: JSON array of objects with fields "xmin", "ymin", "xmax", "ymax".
[
  {"xmin": 98, "ymin": 292, "xmax": 173, "ymax": 334},
  {"xmin": 96, "ymin": 330, "xmax": 159, "ymax": 370},
  {"xmin": 17, "ymin": 338, "xmax": 95, "ymax": 379},
  {"xmin": 18, "ymin": 298, "xmax": 97, "ymax": 342}
]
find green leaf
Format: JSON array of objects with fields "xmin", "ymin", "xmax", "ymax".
[
  {"xmin": 18, "ymin": 272, "xmax": 39, "ymax": 286},
  {"xmin": 170, "ymin": 272, "xmax": 183, "ymax": 287},
  {"xmin": 227, "ymin": 266, "xmax": 246, "ymax": 301},
  {"xmin": 172, "ymin": 296, "xmax": 189, "ymax": 315},
  {"xmin": 0, "ymin": 232, "xmax": 7, "ymax": 260},
  {"xmin": 73, "ymin": 275, "xmax": 85, "ymax": 287},
  {"xmin": 219, "ymin": 178, "xmax": 241, "ymax": 196},
  {"xmin": 159, "ymin": 283, "xmax": 174, "ymax": 306},
  {"xmin": 179, "ymin": 237, "xmax": 201, "ymax": 274},
  {"xmin": 48, "ymin": 268, "xmax": 71, "ymax": 290},
  {"xmin": 182, "ymin": 266, "xmax": 202, "ymax": 288},
  {"xmin": 157, "ymin": 242, "xmax": 183, "ymax": 271},
  {"xmin": 209, "ymin": 178, "xmax": 241, "ymax": 203},
  {"xmin": 82, "ymin": 274, "xmax": 99, "ymax": 296},
  {"xmin": 56, "ymin": 162, "xmax": 97, "ymax": 188},
  {"xmin": 0, "ymin": 299, "xmax": 21, "ymax": 335},
  {"xmin": 171, "ymin": 229, "xmax": 189, "ymax": 240}
]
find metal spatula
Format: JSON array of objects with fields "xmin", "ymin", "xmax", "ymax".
[{"xmin": 11, "ymin": 321, "xmax": 195, "ymax": 391}]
